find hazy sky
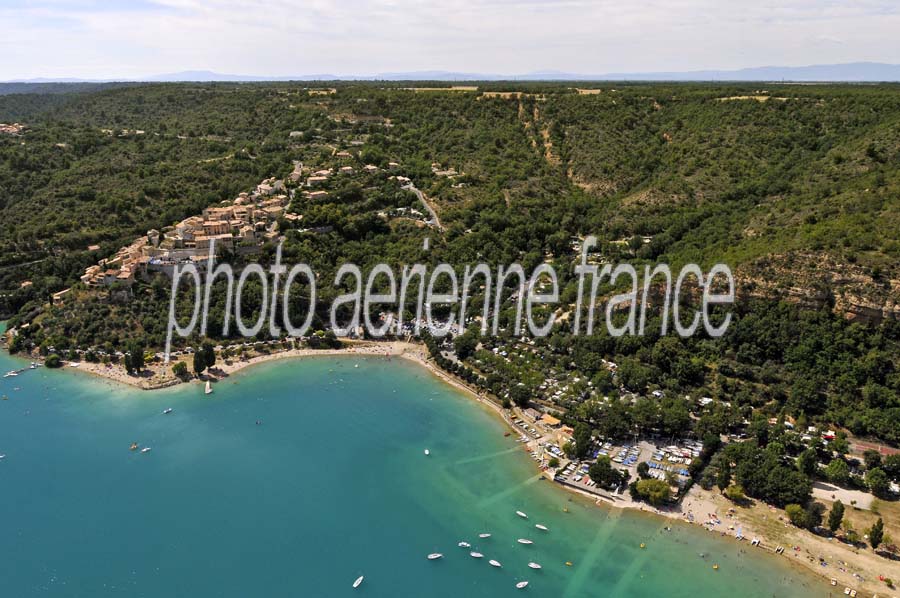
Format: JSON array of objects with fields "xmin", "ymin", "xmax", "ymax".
[{"xmin": 3, "ymin": 0, "xmax": 900, "ymax": 79}]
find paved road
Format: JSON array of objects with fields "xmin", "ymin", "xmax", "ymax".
[{"xmin": 403, "ymin": 182, "xmax": 443, "ymax": 230}]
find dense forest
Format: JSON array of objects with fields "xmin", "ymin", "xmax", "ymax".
[{"xmin": 2, "ymin": 81, "xmax": 899, "ymax": 448}]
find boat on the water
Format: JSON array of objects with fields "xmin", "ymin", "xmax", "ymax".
[
  {"xmin": 517, "ymin": 538, "xmax": 533, "ymax": 545},
  {"xmin": 427, "ymin": 553, "xmax": 443, "ymax": 560},
  {"xmin": 352, "ymin": 575, "xmax": 364, "ymax": 588},
  {"xmin": 528, "ymin": 562, "xmax": 542, "ymax": 569},
  {"xmin": 424, "ymin": 449, "xmax": 430, "ymax": 456},
  {"xmin": 489, "ymin": 559, "xmax": 502, "ymax": 568},
  {"xmin": 458, "ymin": 541, "xmax": 471, "ymax": 548},
  {"xmin": 479, "ymin": 533, "xmax": 491, "ymax": 538},
  {"xmin": 141, "ymin": 447, "xmax": 152, "ymax": 453},
  {"xmin": 205, "ymin": 381, "xmax": 213, "ymax": 395},
  {"xmin": 129, "ymin": 443, "xmax": 139, "ymax": 451},
  {"xmin": 516, "ymin": 581, "xmax": 529, "ymax": 589},
  {"xmin": 163, "ymin": 408, "xmax": 173, "ymax": 415},
  {"xmin": 469, "ymin": 551, "xmax": 483, "ymax": 558},
  {"xmin": 4, "ymin": 371, "xmax": 18, "ymax": 378},
  {"xmin": 535, "ymin": 524, "xmax": 548, "ymax": 531},
  {"xmin": 516, "ymin": 511, "xmax": 528, "ymax": 519}
]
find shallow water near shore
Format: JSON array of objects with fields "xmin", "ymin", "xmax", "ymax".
[{"xmin": 0, "ymin": 351, "xmax": 826, "ymax": 597}]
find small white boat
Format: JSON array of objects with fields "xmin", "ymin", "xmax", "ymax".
[
  {"xmin": 535, "ymin": 524, "xmax": 548, "ymax": 531},
  {"xmin": 163, "ymin": 408, "xmax": 173, "ymax": 415},
  {"xmin": 517, "ymin": 539, "xmax": 533, "ymax": 545},
  {"xmin": 352, "ymin": 575, "xmax": 364, "ymax": 588},
  {"xmin": 528, "ymin": 562, "xmax": 542, "ymax": 569},
  {"xmin": 516, "ymin": 581, "xmax": 529, "ymax": 589},
  {"xmin": 427, "ymin": 553, "xmax": 443, "ymax": 560},
  {"xmin": 489, "ymin": 559, "xmax": 502, "ymax": 568},
  {"xmin": 0, "ymin": 454, "xmax": 6, "ymax": 460},
  {"xmin": 469, "ymin": 551, "xmax": 483, "ymax": 558},
  {"xmin": 424, "ymin": 449, "xmax": 430, "ymax": 456},
  {"xmin": 458, "ymin": 541, "xmax": 471, "ymax": 548},
  {"xmin": 478, "ymin": 533, "xmax": 491, "ymax": 538},
  {"xmin": 516, "ymin": 511, "xmax": 528, "ymax": 519},
  {"xmin": 3, "ymin": 371, "xmax": 17, "ymax": 378},
  {"xmin": 141, "ymin": 447, "xmax": 152, "ymax": 453},
  {"xmin": 204, "ymin": 381, "xmax": 213, "ymax": 395}
]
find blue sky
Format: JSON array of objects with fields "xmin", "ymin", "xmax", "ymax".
[{"xmin": 2, "ymin": 0, "xmax": 900, "ymax": 79}]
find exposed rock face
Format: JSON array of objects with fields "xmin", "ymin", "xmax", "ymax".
[{"xmin": 736, "ymin": 251, "xmax": 900, "ymax": 323}]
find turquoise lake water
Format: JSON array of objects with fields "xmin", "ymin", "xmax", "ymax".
[{"xmin": 0, "ymin": 350, "xmax": 827, "ymax": 597}]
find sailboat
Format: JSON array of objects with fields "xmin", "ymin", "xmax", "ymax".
[
  {"xmin": 205, "ymin": 380, "xmax": 213, "ymax": 395},
  {"xmin": 352, "ymin": 575, "xmax": 364, "ymax": 588}
]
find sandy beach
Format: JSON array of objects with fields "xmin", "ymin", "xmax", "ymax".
[{"xmin": 53, "ymin": 342, "xmax": 898, "ymax": 596}]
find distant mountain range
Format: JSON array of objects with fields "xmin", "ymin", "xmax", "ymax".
[{"xmin": 6, "ymin": 62, "xmax": 900, "ymax": 83}]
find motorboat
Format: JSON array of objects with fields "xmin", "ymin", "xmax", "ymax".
[
  {"xmin": 535, "ymin": 524, "xmax": 548, "ymax": 531},
  {"xmin": 478, "ymin": 533, "xmax": 491, "ymax": 538},
  {"xmin": 205, "ymin": 381, "xmax": 213, "ymax": 395},
  {"xmin": 352, "ymin": 576, "xmax": 364, "ymax": 588},
  {"xmin": 427, "ymin": 553, "xmax": 443, "ymax": 560},
  {"xmin": 489, "ymin": 559, "xmax": 502, "ymax": 568},
  {"xmin": 129, "ymin": 443, "xmax": 139, "ymax": 451},
  {"xmin": 528, "ymin": 562, "xmax": 542, "ymax": 569},
  {"xmin": 4, "ymin": 371, "xmax": 18, "ymax": 378},
  {"xmin": 516, "ymin": 581, "xmax": 529, "ymax": 589},
  {"xmin": 469, "ymin": 551, "xmax": 483, "ymax": 558},
  {"xmin": 140, "ymin": 447, "xmax": 152, "ymax": 453},
  {"xmin": 516, "ymin": 511, "xmax": 528, "ymax": 519},
  {"xmin": 424, "ymin": 449, "xmax": 430, "ymax": 456},
  {"xmin": 517, "ymin": 539, "xmax": 533, "ymax": 545},
  {"xmin": 163, "ymin": 408, "xmax": 173, "ymax": 415},
  {"xmin": 458, "ymin": 541, "xmax": 471, "ymax": 548}
]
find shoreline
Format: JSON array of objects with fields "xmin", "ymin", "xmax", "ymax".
[{"xmin": 18, "ymin": 344, "xmax": 886, "ymax": 595}]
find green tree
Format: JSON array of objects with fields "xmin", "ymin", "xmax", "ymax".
[
  {"xmin": 804, "ymin": 502, "xmax": 825, "ymax": 530},
  {"xmin": 797, "ymin": 448, "xmax": 819, "ymax": 477},
  {"xmin": 863, "ymin": 449, "xmax": 883, "ymax": 471},
  {"xmin": 44, "ymin": 353, "xmax": 62, "ymax": 368},
  {"xmin": 716, "ymin": 464, "xmax": 732, "ymax": 492},
  {"xmin": 193, "ymin": 350, "xmax": 206, "ymax": 376},
  {"xmin": 883, "ymin": 454, "xmax": 900, "ymax": 480},
  {"xmin": 785, "ymin": 504, "xmax": 808, "ymax": 528},
  {"xmin": 589, "ymin": 456, "xmax": 626, "ymax": 490},
  {"xmin": 509, "ymin": 385, "xmax": 530, "ymax": 408},
  {"xmin": 633, "ymin": 478, "xmax": 672, "ymax": 506},
  {"xmin": 830, "ymin": 433, "xmax": 850, "ymax": 456},
  {"xmin": 172, "ymin": 361, "xmax": 188, "ymax": 378},
  {"xmin": 724, "ymin": 484, "xmax": 746, "ymax": 502},
  {"xmin": 825, "ymin": 458, "xmax": 850, "ymax": 486},
  {"xmin": 200, "ymin": 341, "xmax": 216, "ymax": 371},
  {"xmin": 827, "ymin": 500, "xmax": 844, "ymax": 533},
  {"xmin": 125, "ymin": 340, "xmax": 145, "ymax": 373},
  {"xmin": 573, "ymin": 423, "xmax": 593, "ymax": 460},
  {"xmin": 866, "ymin": 468, "xmax": 890, "ymax": 497},
  {"xmin": 637, "ymin": 461, "xmax": 650, "ymax": 479},
  {"xmin": 869, "ymin": 518, "xmax": 884, "ymax": 550},
  {"xmin": 453, "ymin": 332, "xmax": 478, "ymax": 360}
]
